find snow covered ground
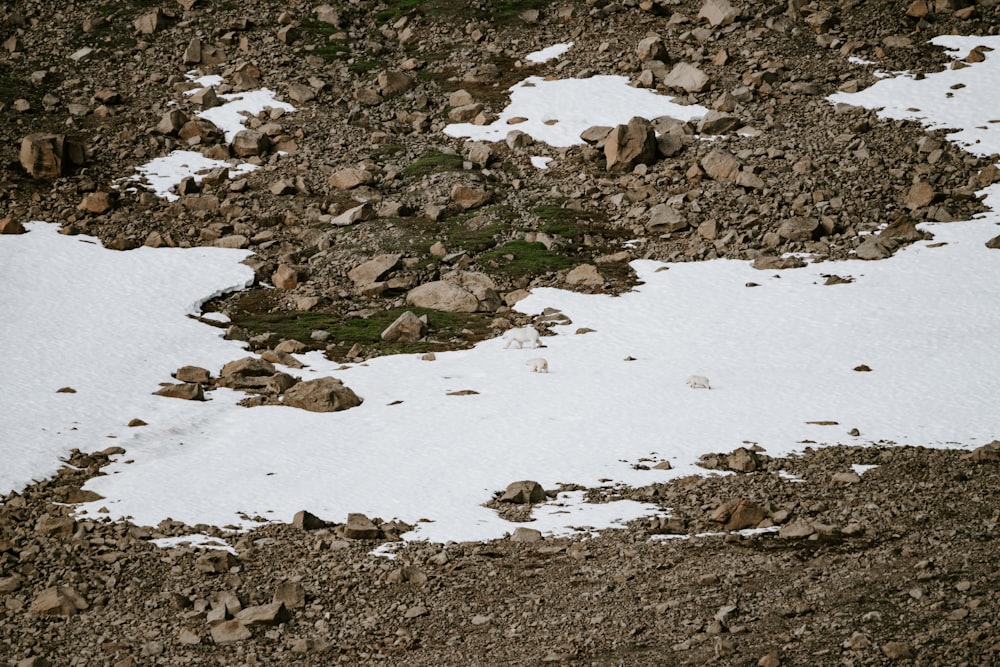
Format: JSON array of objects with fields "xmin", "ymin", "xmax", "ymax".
[{"xmin": 2, "ymin": 38, "xmax": 999, "ymax": 546}]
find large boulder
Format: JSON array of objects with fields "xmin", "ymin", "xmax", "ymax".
[
  {"xmin": 282, "ymin": 377, "xmax": 362, "ymax": 412},
  {"xmin": 381, "ymin": 311, "xmax": 426, "ymax": 343},
  {"xmin": 406, "ymin": 281, "xmax": 479, "ymax": 312},
  {"xmin": 348, "ymin": 254, "xmax": 401, "ymax": 288},
  {"xmin": 604, "ymin": 117, "xmax": 657, "ymax": 172},
  {"xmin": 20, "ymin": 133, "xmax": 86, "ymax": 179}
]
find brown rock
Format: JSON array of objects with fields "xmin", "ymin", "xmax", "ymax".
[
  {"xmin": 292, "ymin": 510, "xmax": 326, "ymax": 530},
  {"xmin": 174, "ymin": 366, "xmax": 211, "ymax": 384},
  {"xmin": 699, "ymin": 0, "xmax": 738, "ymax": 26},
  {"xmin": 565, "ymin": 264, "xmax": 604, "ymax": 287},
  {"xmin": 984, "ymin": 234, "xmax": 1000, "ymax": 250},
  {"xmin": 727, "ymin": 447, "xmax": 760, "ymax": 472},
  {"xmin": 904, "ymin": 181, "xmax": 936, "ymax": 210},
  {"xmin": 20, "ymin": 134, "xmax": 85, "ymax": 179},
  {"xmin": 0, "ymin": 217, "xmax": 26, "ymax": 234},
  {"xmin": 154, "ymin": 383, "xmax": 205, "ymax": 401},
  {"xmin": 906, "ymin": 0, "xmax": 929, "ymax": 18},
  {"xmin": 378, "ymin": 71, "xmax": 413, "ymax": 98},
  {"xmin": 236, "ymin": 602, "xmax": 291, "ymax": 626},
  {"xmin": 881, "ymin": 642, "xmax": 913, "ymax": 660},
  {"xmin": 230, "ymin": 129, "xmax": 270, "ymax": 157},
  {"xmin": 511, "ymin": 527, "xmax": 544, "ymax": 542},
  {"xmin": 500, "ymin": 480, "xmax": 546, "ymax": 504},
  {"xmin": 604, "ymin": 117, "xmax": 657, "ymax": 172},
  {"xmin": 700, "ymin": 150, "xmax": 740, "ymax": 182},
  {"xmin": 195, "ymin": 551, "xmax": 239, "ymax": 574},
  {"xmin": 77, "ymin": 191, "xmax": 113, "ymax": 214},
  {"xmin": 328, "ymin": 168, "xmax": 373, "ymax": 190},
  {"xmin": 778, "ymin": 216, "xmax": 820, "ymax": 242},
  {"xmin": 272, "ymin": 264, "xmax": 299, "ymax": 290},
  {"xmin": 752, "ymin": 255, "xmax": 806, "ymax": 270},
  {"xmin": 133, "ymin": 9, "xmax": 166, "ymax": 34},
  {"xmin": 348, "ymin": 254, "xmax": 401, "ymax": 287},
  {"xmin": 881, "ymin": 214, "xmax": 927, "ymax": 242},
  {"xmin": 645, "ymin": 203, "xmax": 690, "ymax": 233},
  {"xmin": 30, "ymin": 586, "xmax": 88, "ymax": 616},
  {"xmin": 210, "ymin": 620, "xmax": 252, "ymax": 643},
  {"xmin": 406, "ymin": 281, "xmax": 479, "ymax": 312},
  {"xmin": 274, "ymin": 581, "xmax": 306, "ymax": 609},
  {"xmin": 342, "ymin": 513, "xmax": 379, "ymax": 539},
  {"xmin": 282, "ymin": 376, "xmax": 363, "ymax": 412},
  {"xmin": 725, "ymin": 499, "xmax": 767, "ymax": 531},
  {"xmin": 662, "ymin": 62, "xmax": 709, "ymax": 93},
  {"xmin": 450, "ymin": 184, "xmax": 491, "ymax": 210},
  {"xmin": 381, "ymin": 310, "xmax": 426, "ymax": 343}
]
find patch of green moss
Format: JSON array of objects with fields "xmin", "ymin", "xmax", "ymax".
[
  {"xmin": 536, "ymin": 204, "xmax": 605, "ymax": 240},
  {"xmin": 403, "ymin": 149, "xmax": 464, "ymax": 177},
  {"xmin": 479, "ymin": 240, "xmax": 573, "ymax": 277},
  {"xmin": 232, "ymin": 306, "xmax": 496, "ymax": 357}
]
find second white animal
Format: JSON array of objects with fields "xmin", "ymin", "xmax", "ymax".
[
  {"xmin": 687, "ymin": 375, "xmax": 711, "ymax": 389},
  {"xmin": 503, "ymin": 326, "xmax": 541, "ymax": 349},
  {"xmin": 526, "ymin": 358, "xmax": 548, "ymax": 373}
]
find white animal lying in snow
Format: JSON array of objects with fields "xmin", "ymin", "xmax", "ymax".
[
  {"xmin": 503, "ymin": 326, "xmax": 541, "ymax": 349},
  {"xmin": 687, "ymin": 375, "xmax": 711, "ymax": 389},
  {"xmin": 526, "ymin": 358, "xmax": 548, "ymax": 373}
]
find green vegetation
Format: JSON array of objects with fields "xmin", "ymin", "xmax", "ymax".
[
  {"xmin": 403, "ymin": 149, "xmax": 464, "ymax": 177},
  {"xmin": 231, "ymin": 306, "xmax": 496, "ymax": 357},
  {"xmin": 479, "ymin": 240, "xmax": 573, "ymax": 278},
  {"xmin": 535, "ymin": 204, "xmax": 604, "ymax": 240}
]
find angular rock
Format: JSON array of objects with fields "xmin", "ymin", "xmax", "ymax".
[
  {"xmin": 636, "ymin": 35, "xmax": 667, "ymax": 62},
  {"xmin": 30, "ymin": 586, "xmax": 88, "ymax": 616},
  {"xmin": 174, "ymin": 366, "xmax": 212, "ymax": 384},
  {"xmin": 565, "ymin": 264, "xmax": 603, "ymax": 287},
  {"xmin": 779, "ymin": 519, "xmax": 815, "ymax": 539},
  {"xmin": 904, "ymin": 181, "xmax": 936, "ymax": 210},
  {"xmin": 210, "ymin": 620, "xmax": 251, "ymax": 643},
  {"xmin": 450, "ymin": 184, "xmax": 491, "ymax": 210},
  {"xmin": 154, "ymin": 383, "xmax": 205, "ymax": 401},
  {"xmin": 195, "ymin": 551, "xmax": 239, "ymax": 574},
  {"xmin": 727, "ymin": 447, "xmax": 760, "ymax": 472},
  {"xmin": 272, "ymin": 264, "xmax": 299, "ymax": 290},
  {"xmin": 328, "ymin": 168, "xmax": 373, "ymax": 190},
  {"xmin": 724, "ymin": 499, "xmax": 767, "ymax": 531},
  {"xmin": 831, "ymin": 471, "xmax": 862, "ymax": 485},
  {"xmin": 604, "ymin": 117, "xmax": 657, "ymax": 172},
  {"xmin": 406, "ymin": 281, "xmax": 478, "ymax": 312},
  {"xmin": 700, "ymin": 150, "xmax": 740, "ymax": 182},
  {"xmin": 880, "ymin": 214, "xmax": 927, "ymax": 242},
  {"xmin": 156, "ymin": 109, "xmax": 189, "ymax": 135},
  {"xmin": 778, "ymin": 217, "xmax": 820, "ymax": 242},
  {"xmin": 500, "ymin": 480, "xmax": 546, "ymax": 504},
  {"xmin": 699, "ymin": 0, "xmax": 738, "ymax": 26},
  {"xmin": 77, "ymin": 191, "xmax": 114, "ymax": 214},
  {"xmin": 292, "ymin": 510, "xmax": 326, "ymax": 530},
  {"xmin": 133, "ymin": 9, "xmax": 166, "ymax": 34},
  {"xmin": 274, "ymin": 581, "xmax": 306, "ymax": 609},
  {"xmin": 231, "ymin": 129, "xmax": 270, "ymax": 157},
  {"xmin": 349, "ymin": 254, "xmax": 401, "ymax": 287},
  {"xmin": 511, "ymin": 527, "xmax": 543, "ymax": 543},
  {"xmin": 0, "ymin": 218, "xmax": 26, "ymax": 234},
  {"xmin": 662, "ymin": 62, "xmax": 709, "ymax": 93},
  {"xmin": 342, "ymin": 513, "xmax": 379, "ymax": 539},
  {"xmin": 20, "ymin": 134, "xmax": 85, "ymax": 179},
  {"xmin": 378, "ymin": 71, "xmax": 413, "ymax": 98},
  {"xmin": 855, "ymin": 237, "xmax": 891, "ymax": 260},
  {"xmin": 698, "ymin": 111, "xmax": 742, "ymax": 135},
  {"xmin": 752, "ymin": 255, "xmax": 806, "ymax": 270},
  {"xmin": 646, "ymin": 204, "xmax": 689, "ymax": 233},
  {"xmin": 236, "ymin": 602, "xmax": 291, "ymax": 626},
  {"xmin": 330, "ymin": 202, "xmax": 375, "ymax": 226},
  {"xmin": 381, "ymin": 310, "xmax": 426, "ymax": 343},
  {"xmin": 282, "ymin": 377, "xmax": 362, "ymax": 412}
]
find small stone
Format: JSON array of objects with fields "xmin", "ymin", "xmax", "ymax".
[
  {"xmin": 153, "ymin": 383, "xmax": 204, "ymax": 401},
  {"xmin": 236, "ymin": 602, "xmax": 291, "ymax": 626}
]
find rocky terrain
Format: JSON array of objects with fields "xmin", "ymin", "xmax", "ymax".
[{"xmin": 2, "ymin": 0, "xmax": 1000, "ymax": 664}]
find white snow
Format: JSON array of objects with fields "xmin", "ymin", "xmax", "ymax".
[
  {"xmin": 3, "ymin": 39, "xmax": 1000, "ymax": 547},
  {"xmin": 128, "ymin": 75, "xmax": 295, "ymax": 200},
  {"xmin": 131, "ymin": 150, "xmax": 258, "ymax": 202},
  {"xmin": 525, "ymin": 42, "xmax": 574, "ymax": 64},
  {"xmin": 444, "ymin": 75, "xmax": 708, "ymax": 147},
  {"xmin": 530, "ymin": 156, "xmax": 553, "ymax": 170}
]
